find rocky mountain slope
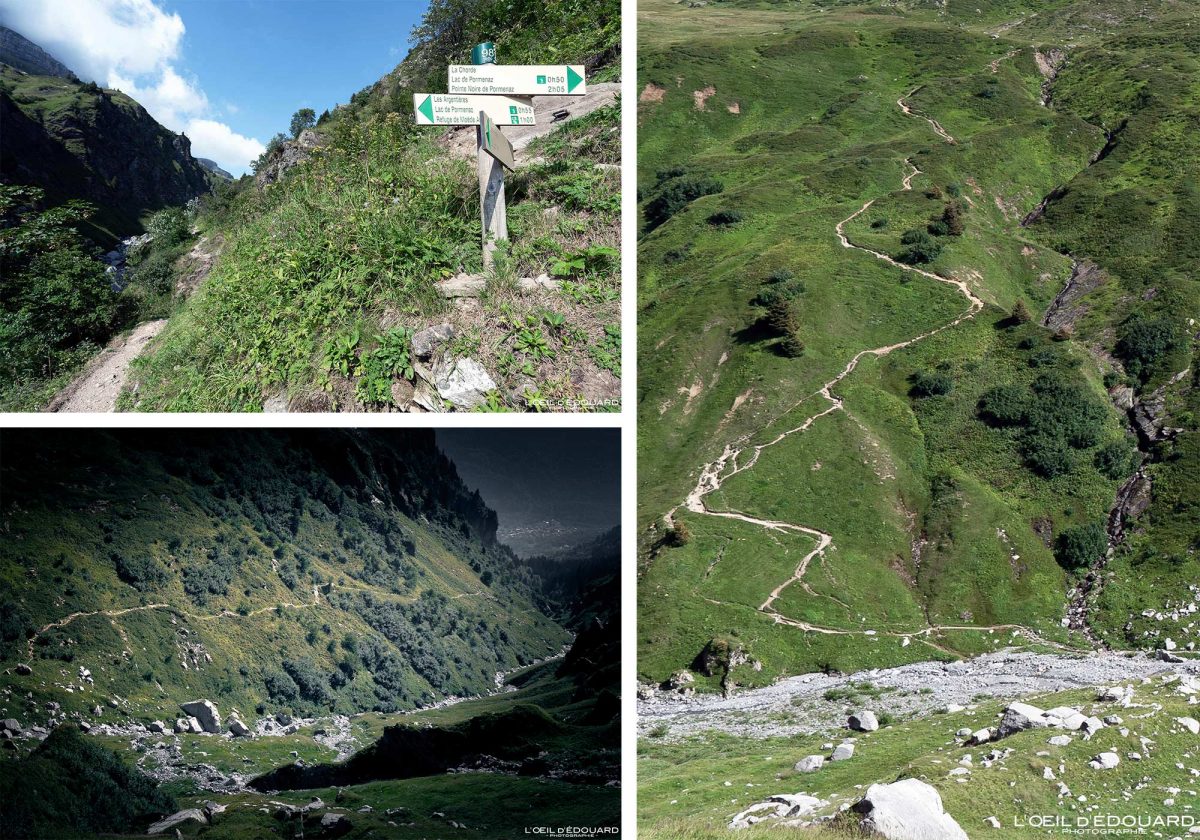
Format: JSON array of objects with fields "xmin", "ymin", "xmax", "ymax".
[
  {"xmin": 0, "ymin": 429, "xmax": 619, "ymax": 837},
  {"xmin": 0, "ymin": 31, "xmax": 211, "ymax": 240}
]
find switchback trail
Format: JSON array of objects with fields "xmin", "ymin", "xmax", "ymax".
[{"xmin": 664, "ymin": 89, "xmax": 1074, "ymax": 654}]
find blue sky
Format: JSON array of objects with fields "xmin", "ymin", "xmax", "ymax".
[{"xmin": 0, "ymin": 0, "xmax": 430, "ymax": 175}]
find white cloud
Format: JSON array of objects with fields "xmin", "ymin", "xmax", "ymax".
[
  {"xmin": 185, "ymin": 120, "xmax": 265, "ymax": 174},
  {"xmin": 108, "ymin": 66, "xmax": 208, "ymax": 130},
  {"xmin": 0, "ymin": 0, "xmax": 262, "ymax": 175}
]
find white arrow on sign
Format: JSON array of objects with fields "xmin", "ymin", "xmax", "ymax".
[
  {"xmin": 413, "ymin": 93, "xmax": 535, "ymax": 126},
  {"xmin": 448, "ymin": 64, "xmax": 586, "ymax": 96}
]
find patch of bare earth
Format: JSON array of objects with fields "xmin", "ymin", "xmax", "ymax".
[
  {"xmin": 640, "ymin": 83, "xmax": 666, "ymax": 103},
  {"xmin": 693, "ymin": 85, "xmax": 716, "ymax": 110}
]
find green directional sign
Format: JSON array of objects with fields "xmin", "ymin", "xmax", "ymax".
[
  {"xmin": 447, "ymin": 64, "xmax": 586, "ymax": 96},
  {"xmin": 479, "ymin": 111, "xmax": 516, "ymax": 170},
  {"xmin": 412, "ymin": 93, "xmax": 535, "ymax": 126}
]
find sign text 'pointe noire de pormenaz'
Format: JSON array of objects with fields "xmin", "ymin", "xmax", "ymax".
[{"xmin": 411, "ymin": 44, "xmax": 586, "ymax": 265}]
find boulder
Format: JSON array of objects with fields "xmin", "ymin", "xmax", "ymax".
[
  {"xmin": 276, "ymin": 713, "xmax": 294, "ymax": 726},
  {"xmin": 174, "ymin": 718, "xmax": 191, "ymax": 734},
  {"xmin": 794, "ymin": 755, "xmax": 824, "ymax": 773},
  {"xmin": 832, "ymin": 743, "xmax": 855, "ymax": 761},
  {"xmin": 180, "ymin": 700, "xmax": 221, "ymax": 734},
  {"xmin": 436, "ymin": 358, "xmax": 498, "ymax": 410},
  {"xmin": 1081, "ymin": 716, "xmax": 1105, "ymax": 736},
  {"xmin": 147, "ymin": 808, "xmax": 208, "ymax": 835},
  {"xmin": 997, "ymin": 702, "xmax": 1048, "ymax": 737},
  {"xmin": 78, "ymin": 721, "xmax": 91, "ymax": 733},
  {"xmin": 1089, "ymin": 752, "xmax": 1120, "ymax": 770},
  {"xmin": 1097, "ymin": 685, "xmax": 1133, "ymax": 704},
  {"xmin": 849, "ymin": 710, "xmax": 879, "ymax": 732},
  {"xmin": 318, "ymin": 813, "xmax": 352, "ymax": 837},
  {"xmin": 411, "ymin": 324, "xmax": 456, "ymax": 360},
  {"xmin": 1044, "ymin": 707, "xmax": 1086, "ymax": 730},
  {"xmin": 665, "ymin": 670, "xmax": 694, "ymax": 691},
  {"xmin": 227, "ymin": 717, "xmax": 250, "ymax": 737},
  {"xmin": 1176, "ymin": 717, "xmax": 1200, "ymax": 735},
  {"xmin": 1, "ymin": 719, "xmax": 20, "ymax": 733},
  {"xmin": 14, "ymin": 664, "xmax": 31, "ymax": 676},
  {"xmin": 852, "ymin": 778, "xmax": 968, "ymax": 840},
  {"xmin": 970, "ymin": 728, "xmax": 992, "ymax": 745},
  {"xmin": 147, "ymin": 720, "xmax": 166, "ymax": 734},
  {"xmin": 202, "ymin": 801, "xmax": 226, "ymax": 820},
  {"xmin": 186, "ymin": 716, "xmax": 203, "ymax": 734},
  {"xmin": 1048, "ymin": 735, "xmax": 1072, "ymax": 747}
]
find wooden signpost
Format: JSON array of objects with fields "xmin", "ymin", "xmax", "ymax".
[{"xmin": 413, "ymin": 44, "xmax": 587, "ymax": 268}]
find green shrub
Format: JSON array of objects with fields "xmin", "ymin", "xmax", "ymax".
[
  {"xmin": 1022, "ymin": 431, "xmax": 1073, "ymax": 478},
  {"xmin": 0, "ymin": 726, "xmax": 176, "ymax": 837},
  {"xmin": 1095, "ymin": 439, "xmax": 1138, "ymax": 480},
  {"xmin": 1055, "ymin": 522, "xmax": 1107, "ymax": 570},
  {"xmin": 910, "ymin": 370, "xmax": 952, "ymax": 397},
  {"xmin": 145, "ymin": 206, "xmax": 190, "ymax": 250},
  {"xmin": 643, "ymin": 176, "xmax": 723, "ymax": 231},
  {"xmin": 707, "ymin": 209, "xmax": 744, "ymax": 226},
  {"xmin": 1115, "ymin": 315, "xmax": 1178, "ymax": 381},
  {"xmin": 977, "ymin": 385, "xmax": 1027, "ymax": 426},
  {"xmin": 896, "ymin": 228, "xmax": 943, "ymax": 264}
]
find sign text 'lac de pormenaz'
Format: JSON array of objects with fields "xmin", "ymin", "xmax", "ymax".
[
  {"xmin": 411, "ymin": 44, "xmax": 587, "ymax": 265},
  {"xmin": 412, "ymin": 93, "xmax": 535, "ymax": 126}
]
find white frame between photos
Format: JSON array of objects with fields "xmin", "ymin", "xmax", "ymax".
[{"xmin": 0, "ymin": 0, "xmax": 642, "ymax": 833}]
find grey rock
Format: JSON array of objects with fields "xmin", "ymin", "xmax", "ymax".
[
  {"xmin": 997, "ymin": 702, "xmax": 1049, "ymax": 737},
  {"xmin": 318, "ymin": 812, "xmax": 351, "ymax": 836},
  {"xmin": 849, "ymin": 710, "xmax": 879, "ymax": 732},
  {"xmin": 14, "ymin": 664, "xmax": 31, "ymax": 676},
  {"xmin": 436, "ymin": 273, "xmax": 486, "ymax": 298},
  {"xmin": 180, "ymin": 700, "xmax": 221, "ymax": 734},
  {"xmin": 147, "ymin": 808, "xmax": 208, "ymax": 835},
  {"xmin": 852, "ymin": 778, "xmax": 969, "ymax": 840},
  {"xmin": 412, "ymin": 323, "xmax": 456, "ymax": 360},
  {"xmin": 148, "ymin": 720, "xmax": 166, "ymax": 734},
  {"xmin": 228, "ymin": 717, "xmax": 250, "ymax": 737},
  {"xmin": 1089, "ymin": 752, "xmax": 1120, "ymax": 770},
  {"xmin": 1, "ymin": 719, "xmax": 19, "ymax": 732},
  {"xmin": 794, "ymin": 755, "xmax": 824, "ymax": 773},
  {"xmin": 831, "ymin": 743, "xmax": 855, "ymax": 761},
  {"xmin": 436, "ymin": 358, "xmax": 497, "ymax": 410}
]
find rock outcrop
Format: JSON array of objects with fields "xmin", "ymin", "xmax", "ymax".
[
  {"xmin": 180, "ymin": 700, "xmax": 221, "ymax": 734},
  {"xmin": 852, "ymin": 778, "xmax": 968, "ymax": 840}
]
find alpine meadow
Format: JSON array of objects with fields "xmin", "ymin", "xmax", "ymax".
[
  {"xmin": 0, "ymin": 429, "xmax": 620, "ymax": 838},
  {"xmin": 636, "ymin": 0, "xmax": 1200, "ymax": 837}
]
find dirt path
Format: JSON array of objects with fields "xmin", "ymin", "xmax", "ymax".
[
  {"xmin": 661, "ymin": 90, "xmax": 1086, "ymax": 652},
  {"xmin": 47, "ymin": 319, "xmax": 166, "ymax": 412},
  {"xmin": 26, "ymin": 585, "xmax": 323, "ymax": 658}
]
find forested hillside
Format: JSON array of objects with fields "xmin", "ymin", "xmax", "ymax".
[{"xmin": 0, "ymin": 430, "xmax": 620, "ymax": 838}]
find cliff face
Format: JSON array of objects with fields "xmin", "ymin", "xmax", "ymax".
[
  {"xmin": 0, "ymin": 58, "xmax": 211, "ymax": 238},
  {"xmin": 0, "ymin": 26, "xmax": 74, "ymax": 79}
]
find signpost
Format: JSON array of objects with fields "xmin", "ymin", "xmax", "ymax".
[
  {"xmin": 413, "ymin": 44, "xmax": 587, "ymax": 268},
  {"xmin": 448, "ymin": 64, "xmax": 586, "ymax": 96},
  {"xmin": 412, "ymin": 93, "xmax": 535, "ymax": 126}
]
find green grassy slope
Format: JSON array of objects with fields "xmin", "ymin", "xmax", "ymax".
[
  {"xmin": 637, "ymin": 0, "xmax": 1199, "ymax": 688},
  {"xmin": 640, "ymin": 673, "xmax": 1200, "ymax": 839},
  {"xmin": 0, "ymin": 430, "xmax": 567, "ymax": 720},
  {"xmin": 123, "ymin": 0, "xmax": 621, "ymax": 412}
]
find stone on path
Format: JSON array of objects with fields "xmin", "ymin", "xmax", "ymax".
[{"xmin": 435, "ymin": 358, "xmax": 497, "ymax": 410}]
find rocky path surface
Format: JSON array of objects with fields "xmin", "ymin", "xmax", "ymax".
[
  {"xmin": 47, "ymin": 319, "xmax": 166, "ymax": 412},
  {"xmin": 639, "ymin": 649, "xmax": 1199, "ymax": 740}
]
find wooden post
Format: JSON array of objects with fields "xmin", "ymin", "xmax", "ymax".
[{"xmin": 477, "ymin": 117, "xmax": 507, "ymax": 270}]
